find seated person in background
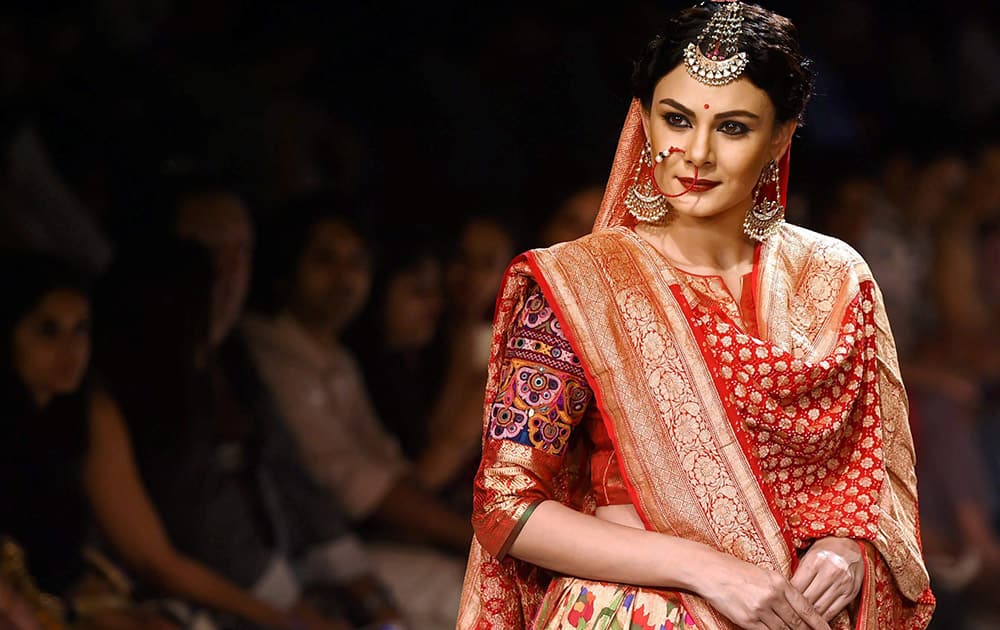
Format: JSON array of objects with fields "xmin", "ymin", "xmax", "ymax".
[
  {"xmin": 416, "ymin": 217, "xmax": 518, "ymax": 512},
  {"xmin": 245, "ymin": 196, "xmax": 469, "ymax": 630},
  {"xmin": 99, "ymin": 181, "xmax": 401, "ymax": 630},
  {"xmin": 345, "ymin": 235, "xmax": 475, "ymax": 516},
  {"xmin": 536, "ymin": 183, "xmax": 603, "ymax": 247},
  {"xmin": 172, "ymin": 178, "xmax": 408, "ymax": 628},
  {"xmin": 346, "ymin": 235, "xmax": 446, "ymax": 463},
  {"xmin": 0, "ymin": 253, "xmax": 245, "ymax": 629}
]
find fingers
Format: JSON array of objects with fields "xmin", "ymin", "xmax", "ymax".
[
  {"xmin": 800, "ymin": 576, "xmax": 827, "ymax": 609},
  {"xmin": 791, "ymin": 557, "xmax": 823, "ymax": 606},
  {"xmin": 758, "ymin": 610, "xmax": 793, "ymax": 630},
  {"xmin": 756, "ymin": 573, "xmax": 829, "ymax": 630},
  {"xmin": 814, "ymin": 589, "xmax": 854, "ymax": 622},
  {"xmin": 791, "ymin": 567, "xmax": 855, "ymax": 622},
  {"xmin": 708, "ymin": 557, "xmax": 833, "ymax": 630},
  {"xmin": 784, "ymin": 584, "xmax": 832, "ymax": 630},
  {"xmin": 792, "ymin": 538, "xmax": 865, "ymax": 620}
]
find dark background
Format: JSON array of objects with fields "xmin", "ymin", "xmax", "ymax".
[
  {"xmin": 0, "ymin": 3, "xmax": 998, "ymax": 626},
  {"xmin": 0, "ymin": 0, "xmax": 996, "ymax": 240}
]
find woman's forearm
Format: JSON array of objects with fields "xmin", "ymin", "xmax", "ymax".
[
  {"xmin": 142, "ymin": 554, "xmax": 290, "ymax": 628},
  {"xmin": 83, "ymin": 394, "xmax": 293, "ymax": 629},
  {"xmin": 508, "ymin": 500, "xmax": 717, "ymax": 593},
  {"xmin": 506, "ymin": 501, "xmax": 834, "ymax": 630},
  {"xmin": 375, "ymin": 480, "xmax": 473, "ymax": 552}
]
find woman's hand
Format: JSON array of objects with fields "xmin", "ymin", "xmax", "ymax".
[
  {"xmin": 697, "ymin": 552, "xmax": 830, "ymax": 630},
  {"xmin": 790, "ymin": 537, "xmax": 864, "ymax": 621}
]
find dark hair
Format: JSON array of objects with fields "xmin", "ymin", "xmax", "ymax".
[
  {"xmin": 250, "ymin": 190, "xmax": 371, "ymax": 315},
  {"xmin": 347, "ymin": 232, "xmax": 442, "ymax": 345},
  {"xmin": 0, "ymin": 253, "xmax": 91, "ymax": 415},
  {"xmin": 0, "ymin": 254, "xmax": 94, "ymax": 591},
  {"xmin": 632, "ymin": 2, "xmax": 815, "ymax": 125}
]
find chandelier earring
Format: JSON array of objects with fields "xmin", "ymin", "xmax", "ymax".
[
  {"xmin": 743, "ymin": 159, "xmax": 785, "ymax": 241},
  {"xmin": 625, "ymin": 141, "xmax": 671, "ymax": 223}
]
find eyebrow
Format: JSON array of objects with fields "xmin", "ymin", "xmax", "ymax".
[{"xmin": 659, "ymin": 98, "xmax": 760, "ymax": 120}]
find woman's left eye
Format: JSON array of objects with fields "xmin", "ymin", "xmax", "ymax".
[
  {"xmin": 663, "ymin": 113, "xmax": 691, "ymax": 128},
  {"xmin": 718, "ymin": 120, "xmax": 749, "ymax": 135}
]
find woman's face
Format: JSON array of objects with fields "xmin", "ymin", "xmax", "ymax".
[
  {"xmin": 291, "ymin": 219, "xmax": 372, "ymax": 335},
  {"xmin": 642, "ymin": 65, "xmax": 795, "ymax": 227},
  {"xmin": 383, "ymin": 256, "xmax": 444, "ymax": 351},
  {"xmin": 447, "ymin": 219, "xmax": 513, "ymax": 321},
  {"xmin": 13, "ymin": 289, "xmax": 91, "ymax": 406}
]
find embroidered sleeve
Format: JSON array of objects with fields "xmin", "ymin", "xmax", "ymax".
[{"xmin": 471, "ymin": 283, "xmax": 593, "ymax": 559}]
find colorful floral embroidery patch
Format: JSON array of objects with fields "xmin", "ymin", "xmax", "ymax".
[{"xmin": 486, "ymin": 287, "xmax": 591, "ymax": 456}]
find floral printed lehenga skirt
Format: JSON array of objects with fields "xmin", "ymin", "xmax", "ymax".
[{"xmin": 533, "ymin": 576, "xmax": 697, "ymax": 630}]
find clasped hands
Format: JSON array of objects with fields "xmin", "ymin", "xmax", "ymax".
[
  {"xmin": 704, "ymin": 536, "xmax": 863, "ymax": 630},
  {"xmin": 790, "ymin": 536, "xmax": 865, "ymax": 623}
]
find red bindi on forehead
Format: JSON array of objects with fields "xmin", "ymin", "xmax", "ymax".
[{"xmin": 704, "ymin": 103, "xmax": 710, "ymax": 109}]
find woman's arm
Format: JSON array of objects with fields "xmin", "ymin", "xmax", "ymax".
[
  {"xmin": 414, "ymin": 373, "xmax": 484, "ymax": 491},
  {"xmin": 416, "ymin": 324, "xmax": 493, "ymax": 491},
  {"xmin": 82, "ymin": 390, "xmax": 296, "ymax": 630},
  {"xmin": 473, "ymin": 284, "xmax": 828, "ymax": 630},
  {"xmin": 507, "ymin": 500, "xmax": 830, "ymax": 630}
]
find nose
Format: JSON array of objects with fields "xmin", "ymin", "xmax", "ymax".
[{"xmin": 685, "ymin": 127, "xmax": 713, "ymax": 168}]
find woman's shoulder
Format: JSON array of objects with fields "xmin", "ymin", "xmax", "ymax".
[
  {"xmin": 240, "ymin": 312, "xmax": 328, "ymax": 369},
  {"xmin": 778, "ymin": 223, "xmax": 871, "ymax": 276},
  {"xmin": 523, "ymin": 229, "xmax": 634, "ymax": 276},
  {"xmin": 531, "ymin": 228, "xmax": 628, "ymax": 255}
]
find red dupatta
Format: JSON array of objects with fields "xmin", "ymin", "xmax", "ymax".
[{"xmin": 458, "ymin": 101, "xmax": 934, "ymax": 629}]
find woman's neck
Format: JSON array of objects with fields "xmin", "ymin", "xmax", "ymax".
[
  {"xmin": 286, "ymin": 307, "xmax": 341, "ymax": 350},
  {"xmin": 637, "ymin": 211, "xmax": 755, "ymax": 276}
]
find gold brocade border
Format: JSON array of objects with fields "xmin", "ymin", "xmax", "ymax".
[
  {"xmin": 528, "ymin": 224, "xmax": 931, "ymax": 626},
  {"xmin": 458, "ymin": 224, "xmax": 932, "ymax": 628},
  {"xmin": 530, "ymin": 229, "xmax": 795, "ymax": 629}
]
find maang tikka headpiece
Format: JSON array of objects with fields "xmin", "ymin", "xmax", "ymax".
[{"xmin": 683, "ymin": 1, "xmax": 748, "ymax": 86}]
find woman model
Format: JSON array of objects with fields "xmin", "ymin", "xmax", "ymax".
[{"xmin": 460, "ymin": 2, "xmax": 935, "ymax": 629}]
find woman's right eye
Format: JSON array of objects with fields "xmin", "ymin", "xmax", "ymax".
[{"xmin": 663, "ymin": 113, "xmax": 691, "ymax": 128}]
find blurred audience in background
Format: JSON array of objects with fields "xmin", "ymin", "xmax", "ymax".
[
  {"xmin": 537, "ymin": 184, "xmax": 604, "ymax": 247},
  {"xmin": 0, "ymin": 1, "xmax": 997, "ymax": 629},
  {"xmin": 245, "ymin": 199, "xmax": 468, "ymax": 630}
]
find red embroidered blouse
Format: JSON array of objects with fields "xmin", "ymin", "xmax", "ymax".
[{"xmin": 473, "ymin": 270, "xmax": 758, "ymax": 558}]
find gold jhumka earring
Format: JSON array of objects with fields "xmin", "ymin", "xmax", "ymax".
[
  {"xmin": 744, "ymin": 159, "xmax": 785, "ymax": 241},
  {"xmin": 625, "ymin": 142, "xmax": 671, "ymax": 223}
]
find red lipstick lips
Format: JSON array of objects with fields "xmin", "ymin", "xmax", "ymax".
[{"xmin": 676, "ymin": 177, "xmax": 719, "ymax": 192}]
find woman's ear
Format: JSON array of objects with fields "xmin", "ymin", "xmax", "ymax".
[
  {"xmin": 771, "ymin": 120, "xmax": 796, "ymax": 161},
  {"xmin": 640, "ymin": 107, "xmax": 652, "ymax": 145}
]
